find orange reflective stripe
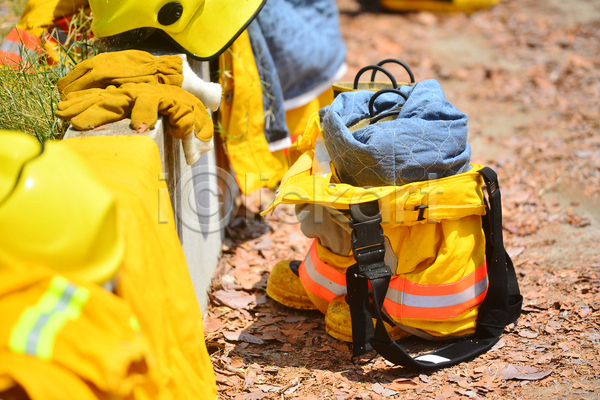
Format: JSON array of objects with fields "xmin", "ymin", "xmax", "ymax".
[
  {"xmin": 388, "ymin": 261, "xmax": 487, "ymax": 296},
  {"xmin": 384, "ymin": 263, "xmax": 488, "ymax": 320},
  {"xmin": 6, "ymin": 29, "xmax": 42, "ymax": 51},
  {"xmin": 299, "ymin": 239, "xmax": 488, "ymax": 319},
  {"xmin": 0, "ymin": 50, "xmax": 22, "ymax": 64},
  {"xmin": 299, "ymin": 240, "xmax": 347, "ymax": 302},
  {"xmin": 310, "ymin": 241, "xmax": 346, "ymax": 287},
  {"xmin": 384, "ymin": 290, "xmax": 488, "ymax": 320}
]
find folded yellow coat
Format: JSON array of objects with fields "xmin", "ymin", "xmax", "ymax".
[{"xmin": 63, "ymin": 135, "xmax": 217, "ymax": 400}]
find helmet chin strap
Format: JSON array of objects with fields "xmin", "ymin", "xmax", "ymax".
[{"xmin": 95, "ymin": 28, "xmax": 157, "ymax": 53}]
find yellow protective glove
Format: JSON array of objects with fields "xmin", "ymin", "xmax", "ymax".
[
  {"xmin": 56, "ymin": 82, "xmax": 213, "ymax": 142},
  {"xmin": 58, "ymin": 50, "xmax": 184, "ymax": 99}
]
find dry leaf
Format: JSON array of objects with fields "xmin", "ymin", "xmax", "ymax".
[
  {"xmin": 202, "ymin": 315, "xmax": 224, "ymax": 334},
  {"xmin": 330, "ymin": 342, "xmax": 349, "ymax": 353},
  {"xmin": 224, "ymin": 330, "xmax": 265, "ymax": 345},
  {"xmin": 371, "ymin": 383, "xmax": 398, "ymax": 397},
  {"xmin": 213, "ymin": 290, "xmax": 255, "ymax": 310},
  {"xmin": 234, "ymin": 267, "xmax": 263, "ymax": 290},
  {"xmin": 385, "ymin": 380, "xmax": 418, "ymax": 391},
  {"xmin": 499, "ymin": 365, "xmax": 553, "ymax": 381},
  {"xmin": 242, "ymin": 390, "xmax": 268, "ymax": 400},
  {"xmin": 519, "ymin": 330, "xmax": 539, "ymax": 339}
]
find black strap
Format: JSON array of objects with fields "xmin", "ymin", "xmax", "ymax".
[
  {"xmin": 346, "ymin": 201, "xmax": 391, "ymax": 356},
  {"xmin": 346, "ymin": 167, "xmax": 522, "ymax": 369}
]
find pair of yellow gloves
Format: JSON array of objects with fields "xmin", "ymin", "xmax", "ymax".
[{"xmin": 56, "ymin": 50, "xmax": 216, "ymax": 164}]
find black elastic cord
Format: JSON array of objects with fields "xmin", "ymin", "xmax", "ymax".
[{"xmin": 0, "ymin": 141, "xmax": 45, "ymax": 207}]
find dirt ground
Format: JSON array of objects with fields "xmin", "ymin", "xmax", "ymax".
[{"xmin": 206, "ymin": 0, "xmax": 600, "ymax": 399}]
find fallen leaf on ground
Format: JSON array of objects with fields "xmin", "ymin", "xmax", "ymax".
[
  {"xmin": 241, "ymin": 390, "xmax": 268, "ymax": 400},
  {"xmin": 224, "ymin": 330, "xmax": 265, "ymax": 345},
  {"xmin": 519, "ymin": 330, "xmax": 539, "ymax": 339},
  {"xmin": 385, "ymin": 380, "xmax": 418, "ymax": 391},
  {"xmin": 213, "ymin": 289, "xmax": 255, "ymax": 310},
  {"xmin": 202, "ymin": 315, "xmax": 224, "ymax": 333},
  {"xmin": 371, "ymin": 383, "xmax": 398, "ymax": 397},
  {"xmin": 498, "ymin": 365, "xmax": 553, "ymax": 381}
]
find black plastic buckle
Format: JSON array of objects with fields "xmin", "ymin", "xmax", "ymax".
[
  {"xmin": 348, "ymin": 200, "xmax": 389, "ymax": 276},
  {"xmin": 352, "ymin": 244, "xmax": 387, "ymax": 274},
  {"xmin": 415, "ymin": 205, "xmax": 428, "ymax": 221},
  {"xmin": 350, "ymin": 217, "xmax": 385, "ymax": 251},
  {"xmin": 486, "ymin": 180, "xmax": 498, "ymax": 196}
]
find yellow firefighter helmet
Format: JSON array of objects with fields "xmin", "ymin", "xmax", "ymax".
[
  {"xmin": 89, "ymin": 0, "xmax": 267, "ymax": 60},
  {"xmin": 0, "ymin": 131, "xmax": 124, "ymax": 284}
]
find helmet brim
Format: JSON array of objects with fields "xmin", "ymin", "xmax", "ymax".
[{"xmin": 92, "ymin": 0, "xmax": 268, "ymax": 60}]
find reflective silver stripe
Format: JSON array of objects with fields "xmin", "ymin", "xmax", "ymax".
[
  {"xmin": 1, "ymin": 40, "xmax": 22, "ymax": 53},
  {"xmin": 25, "ymin": 284, "xmax": 77, "ymax": 355},
  {"xmin": 386, "ymin": 276, "xmax": 488, "ymax": 308},
  {"xmin": 302, "ymin": 251, "xmax": 347, "ymax": 296},
  {"xmin": 1, "ymin": 40, "xmax": 38, "ymax": 57}
]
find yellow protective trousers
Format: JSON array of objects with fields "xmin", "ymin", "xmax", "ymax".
[{"xmin": 263, "ymin": 113, "xmax": 489, "ymax": 339}]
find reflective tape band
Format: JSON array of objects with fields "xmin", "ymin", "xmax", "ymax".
[
  {"xmin": 299, "ymin": 241, "xmax": 347, "ymax": 302},
  {"xmin": 310, "ymin": 241, "xmax": 346, "ymax": 286},
  {"xmin": 384, "ymin": 290, "xmax": 488, "ymax": 320},
  {"xmin": 298, "ymin": 239, "xmax": 489, "ymax": 319},
  {"xmin": 399, "ymin": 276, "xmax": 488, "ymax": 308},
  {"xmin": 1, "ymin": 28, "xmax": 42, "ymax": 62},
  {"xmin": 6, "ymin": 29, "xmax": 41, "ymax": 50},
  {"xmin": 388, "ymin": 261, "xmax": 488, "ymax": 296},
  {"xmin": 384, "ymin": 265, "xmax": 489, "ymax": 320},
  {"xmin": 9, "ymin": 276, "xmax": 90, "ymax": 360}
]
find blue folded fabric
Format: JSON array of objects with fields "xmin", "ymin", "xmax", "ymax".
[
  {"xmin": 256, "ymin": 0, "xmax": 347, "ymax": 103},
  {"xmin": 322, "ymin": 79, "xmax": 472, "ymax": 187}
]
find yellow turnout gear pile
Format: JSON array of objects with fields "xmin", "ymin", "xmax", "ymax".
[
  {"xmin": 0, "ymin": 132, "xmax": 217, "ymax": 399},
  {"xmin": 264, "ymin": 62, "xmax": 522, "ymax": 369}
]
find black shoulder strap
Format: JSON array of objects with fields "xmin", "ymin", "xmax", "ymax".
[{"xmin": 346, "ymin": 167, "xmax": 522, "ymax": 369}]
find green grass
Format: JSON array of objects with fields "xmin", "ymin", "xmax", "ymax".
[{"xmin": 0, "ymin": 4, "xmax": 96, "ymax": 142}]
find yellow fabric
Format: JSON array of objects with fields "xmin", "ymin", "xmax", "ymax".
[
  {"xmin": 0, "ymin": 263, "xmax": 156, "ymax": 400},
  {"xmin": 16, "ymin": 0, "xmax": 89, "ymax": 37},
  {"xmin": 379, "ymin": 0, "xmax": 500, "ymax": 13},
  {"xmin": 63, "ymin": 135, "xmax": 217, "ymax": 400},
  {"xmin": 264, "ymin": 117, "xmax": 488, "ymax": 337},
  {"xmin": 285, "ymin": 88, "xmax": 334, "ymax": 136},
  {"xmin": 313, "ymin": 215, "xmax": 485, "ymax": 337},
  {"xmin": 218, "ymin": 31, "xmax": 287, "ymax": 194},
  {"xmin": 56, "ymin": 82, "xmax": 213, "ymax": 141},
  {"xmin": 324, "ymin": 295, "xmax": 409, "ymax": 343},
  {"xmin": 58, "ymin": 50, "xmax": 184, "ymax": 100}
]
